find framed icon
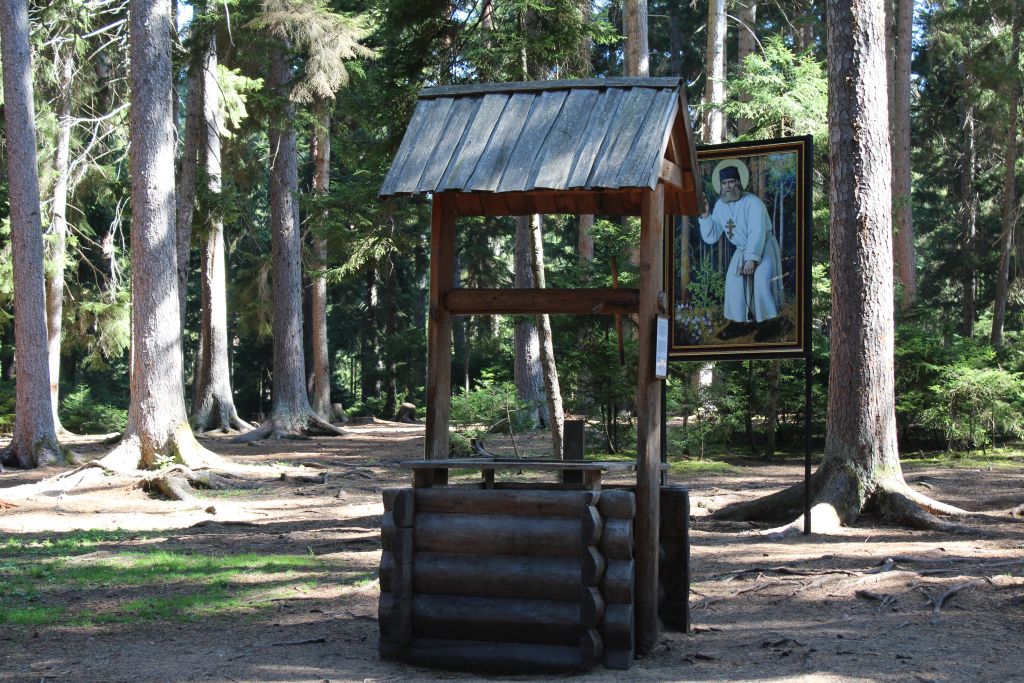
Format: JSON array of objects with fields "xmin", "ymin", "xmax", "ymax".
[{"xmin": 667, "ymin": 136, "xmax": 812, "ymax": 360}]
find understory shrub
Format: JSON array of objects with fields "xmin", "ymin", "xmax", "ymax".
[{"xmin": 60, "ymin": 385, "xmax": 127, "ymax": 434}]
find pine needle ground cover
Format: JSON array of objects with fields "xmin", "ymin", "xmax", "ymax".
[{"xmin": 1, "ymin": 426, "xmax": 1022, "ymax": 682}]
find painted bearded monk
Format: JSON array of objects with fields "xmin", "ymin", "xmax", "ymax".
[{"xmin": 697, "ymin": 159, "xmax": 784, "ymax": 342}]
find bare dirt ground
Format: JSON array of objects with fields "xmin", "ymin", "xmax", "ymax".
[{"xmin": 2, "ymin": 424, "xmax": 1023, "ymax": 683}]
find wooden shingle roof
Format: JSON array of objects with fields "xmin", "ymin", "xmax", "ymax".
[{"xmin": 379, "ymin": 77, "xmax": 700, "ymax": 215}]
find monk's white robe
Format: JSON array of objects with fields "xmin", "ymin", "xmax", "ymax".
[{"xmin": 697, "ymin": 192, "xmax": 783, "ymax": 323}]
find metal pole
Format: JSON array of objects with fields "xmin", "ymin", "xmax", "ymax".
[{"xmin": 803, "ymin": 356, "xmax": 812, "ymax": 535}]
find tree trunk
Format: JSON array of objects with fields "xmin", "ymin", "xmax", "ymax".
[
  {"xmin": 46, "ymin": 40, "xmax": 74, "ymax": 435},
  {"xmin": 713, "ymin": 0, "xmax": 967, "ymax": 533},
  {"xmin": 578, "ymin": 214, "xmax": 594, "ymax": 265},
  {"xmin": 816, "ymin": 0, "xmax": 901, "ymax": 524},
  {"xmin": 624, "ymin": 0, "xmax": 649, "ymax": 76},
  {"xmin": 669, "ymin": 0, "xmax": 682, "ymax": 77},
  {"xmin": 891, "ymin": 0, "xmax": 916, "ymax": 310},
  {"xmin": 176, "ymin": 39, "xmax": 205, "ymax": 339},
  {"xmin": 235, "ymin": 40, "xmax": 345, "ymax": 442},
  {"xmin": 308, "ymin": 103, "xmax": 333, "ymax": 420},
  {"xmin": 959, "ymin": 61, "xmax": 977, "ymax": 338},
  {"xmin": 514, "ymin": 216, "xmax": 546, "ymax": 428},
  {"xmin": 991, "ymin": 1, "xmax": 1021, "ymax": 349},
  {"xmin": 765, "ymin": 359, "xmax": 780, "ymax": 460},
  {"xmin": 736, "ymin": 0, "xmax": 757, "ymax": 136},
  {"xmin": 745, "ymin": 362, "xmax": 756, "ymax": 453},
  {"xmin": 704, "ymin": 0, "xmax": 726, "ymax": 143},
  {"xmin": 191, "ymin": 33, "xmax": 252, "ymax": 434},
  {"xmin": 99, "ymin": 0, "xmax": 212, "ymax": 470},
  {"xmin": 361, "ymin": 261, "xmax": 381, "ymax": 402},
  {"xmin": 0, "ymin": 0, "xmax": 65, "ymax": 468},
  {"xmin": 528, "ymin": 215, "xmax": 565, "ymax": 459}
]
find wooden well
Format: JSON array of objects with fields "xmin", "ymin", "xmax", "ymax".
[{"xmin": 377, "ymin": 76, "xmax": 702, "ymax": 672}]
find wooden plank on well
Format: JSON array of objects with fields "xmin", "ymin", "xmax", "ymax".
[
  {"xmin": 565, "ymin": 88, "xmax": 625, "ymax": 188},
  {"xmin": 424, "ymin": 196, "xmax": 455, "ymax": 460},
  {"xmin": 418, "ymin": 97, "xmax": 480, "ymax": 192},
  {"xmin": 390, "ymin": 96, "xmax": 455, "ymax": 194},
  {"xmin": 420, "ymin": 77, "xmax": 682, "ymax": 98},
  {"xmin": 497, "ymin": 89, "xmax": 568, "ymax": 193},
  {"xmin": 531, "ymin": 88, "xmax": 600, "ymax": 190},
  {"xmin": 380, "ymin": 101, "xmax": 433, "ymax": 196},
  {"xmin": 634, "ymin": 185, "xmax": 665, "ymax": 655},
  {"xmin": 623, "ymin": 89, "xmax": 677, "ymax": 188},
  {"xmin": 588, "ymin": 88, "xmax": 657, "ymax": 189},
  {"xmin": 465, "ymin": 92, "xmax": 535, "ymax": 192},
  {"xmin": 440, "ymin": 94, "xmax": 508, "ymax": 191}
]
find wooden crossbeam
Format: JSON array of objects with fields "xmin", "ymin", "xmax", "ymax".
[{"xmin": 444, "ymin": 288, "xmax": 639, "ymax": 316}]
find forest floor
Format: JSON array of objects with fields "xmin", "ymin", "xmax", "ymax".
[{"xmin": 1, "ymin": 423, "xmax": 1023, "ymax": 683}]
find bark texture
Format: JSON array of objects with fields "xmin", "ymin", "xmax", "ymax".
[
  {"xmin": 736, "ymin": 0, "xmax": 758, "ymax": 136},
  {"xmin": 815, "ymin": 0, "xmax": 899, "ymax": 523},
  {"xmin": 712, "ymin": 0, "xmax": 966, "ymax": 533},
  {"xmin": 46, "ymin": 40, "xmax": 74, "ymax": 434},
  {"xmin": 528, "ymin": 215, "xmax": 565, "ymax": 458},
  {"xmin": 176, "ymin": 42, "xmax": 206, "ymax": 337},
  {"xmin": 235, "ymin": 42, "xmax": 345, "ymax": 442},
  {"xmin": 958, "ymin": 60, "xmax": 977, "ymax": 338},
  {"xmin": 0, "ymin": 0, "xmax": 65, "ymax": 468},
  {"xmin": 577, "ymin": 214, "xmax": 594, "ymax": 264},
  {"xmin": 891, "ymin": 0, "xmax": 916, "ymax": 309},
  {"xmin": 308, "ymin": 104, "xmax": 333, "ymax": 420},
  {"xmin": 623, "ymin": 0, "xmax": 649, "ymax": 76},
  {"xmin": 102, "ymin": 0, "xmax": 210, "ymax": 470},
  {"xmin": 704, "ymin": 0, "xmax": 726, "ymax": 143},
  {"xmin": 992, "ymin": 2, "xmax": 1021, "ymax": 348},
  {"xmin": 191, "ymin": 34, "xmax": 252, "ymax": 434},
  {"xmin": 513, "ymin": 216, "xmax": 546, "ymax": 427}
]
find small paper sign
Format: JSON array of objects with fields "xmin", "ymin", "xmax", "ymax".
[{"xmin": 655, "ymin": 315, "xmax": 669, "ymax": 379}]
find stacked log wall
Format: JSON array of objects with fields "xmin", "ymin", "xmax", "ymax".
[{"xmin": 378, "ymin": 488, "xmax": 636, "ymax": 673}]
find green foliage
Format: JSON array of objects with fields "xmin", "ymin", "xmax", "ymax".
[
  {"xmin": 722, "ymin": 36, "xmax": 828, "ymax": 143},
  {"xmin": 921, "ymin": 365, "xmax": 1024, "ymax": 451},
  {"xmin": 249, "ymin": 0, "xmax": 375, "ymax": 103},
  {"xmin": 0, "ymin": 381, "xmax": 14, "ymax": 435},
  {"xmin": 214, "ymin": 65, "xmax": 264, "ymax": 136},
  {"xmin": 449, "ymin": 374, "xmax": 531, "ymax": 432},
  {"xmin": 59, "ymin": 385, "xmax": 127, "ymax": 433},
  {"xmin": 895, "ymin": 318, "xmax": 1024, "ymax": 451}
]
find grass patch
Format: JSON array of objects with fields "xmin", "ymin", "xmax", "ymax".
[
  {"xmin": 0, "ymin": 542, "xmax": 374, "ymax": 627},
  {"xmin": 1, "ymin": 529, "xmax": 162, "ymax": 558},
  {"xmin": 901, "ymin": 446, "xmax": 1024, "ymax": 469},
  {"xmin": 669, "ymin": 458, "xmax": 741, "ymax": 474},
  {"xmin": 201, "ymin": 488, "xmax": 266, "ymax": 499}
]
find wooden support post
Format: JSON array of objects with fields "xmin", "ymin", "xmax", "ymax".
[
  {"xmin": 562, "ymin": 419, "xmax": 585, "ymax": 485},
  {"xmin": 635, "ymin": 185, "xmax": 665, "ymax": 655},
  {"xmin": 425, "ymin": 195, "xmax": 456, "ymax": 462}
]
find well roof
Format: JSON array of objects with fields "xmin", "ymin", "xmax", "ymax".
[{"xmin": 379, "ymin": 77, "xmax": 698, "ymax": 210}]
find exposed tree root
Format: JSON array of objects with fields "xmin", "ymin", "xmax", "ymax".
[
  {"xmin": 0, "ymin": 438, "xmax": 78, "ymax": 470},
  {"xmin": 710, "ymin": 470, "xmax": 985, "ymax": 535},
  {"xmin": 231, "ymin": 410, "xmax": 348, "ymax": 443},
  {"xmin": 143, "ymin": 464, "xmax": 249, "ymax": 501},
  {"xmin": 191, "ymin": 399, "xmax": 254, "ymax": 435},
  {"xmin": 1, "ymin": 424, "xmax": 280, "ymax": 502}
]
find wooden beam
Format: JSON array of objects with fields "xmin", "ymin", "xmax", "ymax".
[
  {"xmin": 634, "ymin": 185, "xmax": 664, "ymax": 655},
  {"xmin": 451, "ymin": 189, "xmax": 642, "ymax": 217},
  {"xmin": 420, "ymin": 77, "xmax": 684, "ymax": 98},
  {"xmin": 659, "ymin": 159, "xmax": 684, "ymax": 190},
  {"xmin": 445, "ymin": 288, "xmax": 639, "ymax": 316},
  {"xmin": 676, "ymin": 90, "xmax": 706, "ymax": 215},
  {"xmin": 425, "ymin": 195, "xmax": 456, "ymax": 462}
]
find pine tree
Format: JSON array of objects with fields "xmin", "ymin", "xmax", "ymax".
[{"xmin": 0, "ymin": 0, "xmax": 68, "ymax": 469}]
